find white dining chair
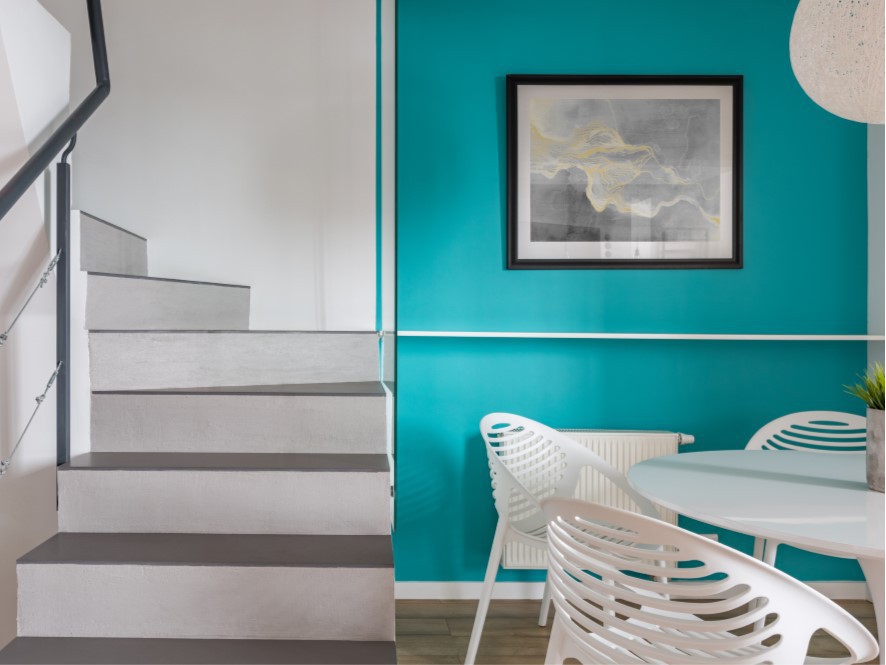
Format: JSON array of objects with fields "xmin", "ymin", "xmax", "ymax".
[
  {"xmin": 542, "ymin": 497, "xmax": 879, "ymax": 665},
  {"xmin": 745, "ymin": 411, "xmax": 867, "ymax": 567},
  {"xmin": 465, "ymin": 413, "xmax": 661, "ymax": 665}
]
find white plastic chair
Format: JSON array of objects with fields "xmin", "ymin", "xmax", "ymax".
[
  {"xmin": 542, "ymin": 497, "xmax": 879, "ymax": 665},
  {"xmin": 465, "ymin": 413, "xmax": 661, "ymax": 665},
  {"xmin": 745, "ymin": 411, "xmax": 867, "ymax": 567}
]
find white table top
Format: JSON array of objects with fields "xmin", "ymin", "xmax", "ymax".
[{"xmin": 628, "ymin": 450, "xmax": 885, "ymax": 561}]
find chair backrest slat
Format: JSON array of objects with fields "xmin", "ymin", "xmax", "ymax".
[
  {"xmin": 746, "ymin": 411, "xmax": 867, "ymax": 452},
  {"xmin": 480, "ymin": 414, "xmax": 660, "ymax": 539}
]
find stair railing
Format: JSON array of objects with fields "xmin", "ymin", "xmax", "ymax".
[
  {"xmin": 0, "ymin": 0, "xmax": 110, "ymax": 470},
  {"xmin": 0, "ymin": 363, "xmax": 63, "ymax": 476}
]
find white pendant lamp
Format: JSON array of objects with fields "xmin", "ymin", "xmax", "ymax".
[{"xmin": 790, "ymin": 0, "xmax": 885, "ymax": 124}]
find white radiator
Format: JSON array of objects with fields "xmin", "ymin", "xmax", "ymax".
[{"xmin": 501, "ymin": 429, "xmax": 693, "ymax": 569}]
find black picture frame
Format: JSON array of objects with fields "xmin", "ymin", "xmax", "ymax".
[{"xmin": 507, "ymin": 75, "xmax": 743, "ymax": 269}]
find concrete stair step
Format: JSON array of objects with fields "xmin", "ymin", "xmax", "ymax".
[
  {"xmin": 58, "ymin": 453, "xmax": 390, "ymax": 534},
  {"xmin": 91, "ymin": 381, "xmax": 387, "ymax": 454},
  {"xmin": 0, "ymin": 638, "xmax": 396, "ymax": 664},
  {"xmin": 15, "ymin": 533, "xmax": 394, "ymax": 641},
  {"xmin": 89, "ymin": 331, "xmax": 379, "ymax": 390},
  {"xmin": 86, "ymin": 272, "xmax": 250, "ymax": 330},
  {"xmin": 80, "ymin": 212, "xmax": 147, "ymax": 276}
]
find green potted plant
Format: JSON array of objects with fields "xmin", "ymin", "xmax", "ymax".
[{"xmin": 845, "ymin": 363, "xmax": 885, "ymax": 492}]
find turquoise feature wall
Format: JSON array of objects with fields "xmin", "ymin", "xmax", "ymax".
[{"xmin": 394, "ymin": 0, "xmax": 869, "ymax": 583}]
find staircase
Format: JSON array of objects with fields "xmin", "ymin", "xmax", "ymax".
[{"xmin": 0, "ymin": 212, "xmax": 396, "ymax": 664}]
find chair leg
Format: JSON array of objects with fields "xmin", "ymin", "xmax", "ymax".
[
  {"xmin": 465, "ymin": 518, "xmax": 508, "ymax": 665},
  {"xmin": 544, "ymin": 616, "xmax": 566, "ymax": 665},
  {"xmin": 753, "ymin": 541, "xmax": 781, "ymax": 631},
  {"xmin": 752, "ymin": 536, "xmax": 765, "ymax": 560},
  {"xmin": 538, "ymin": 572, "xmax": 552, "ymax": 627}
]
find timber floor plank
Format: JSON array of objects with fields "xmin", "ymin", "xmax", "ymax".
[
  {"xmin": 395, "ymin": 598, "xmax": 879, "ymax": 665},
  {"xmin": 397, "ymin": 619, "xmax": 452, "ymax": 636},
  {"xmin": 397, "ymin": 657, "xmax": 461, "ymax": 665}
]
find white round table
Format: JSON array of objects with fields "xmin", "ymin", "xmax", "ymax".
[{"xmin": 628, "ymin": 450, "xmax": 884, "ymax": 661}]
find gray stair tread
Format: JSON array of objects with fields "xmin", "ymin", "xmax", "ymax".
[
  {"xmin": 93, "ymin": 381, "xmax": 386, "ymax": 397},
  {"xmin": 60, "ymin": 452, "xmax": 389, "ymax": 473},
  {"xmin": 0, "ymin": 637, "xmax": 396, "ymax": 664},
  {"xmin": 89, "ymin": 271, "xmax": 250, "ymax": 290},
  {"xmin": 19, "ymin": 533, "xmax": 393, "ymax": 568}
]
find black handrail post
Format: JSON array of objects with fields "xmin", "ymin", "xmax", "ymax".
[
  {"xmin": 56, "ymin": 148, "xmax": 72, "ymax": 467},
  {"xmin": 0, "ymin": 0, "xmax": 108, "ymax": 469}
]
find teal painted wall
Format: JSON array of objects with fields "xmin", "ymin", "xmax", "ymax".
[{"xmin": 394, "ymin": 0, "xmax": 869, "ymax": 583}]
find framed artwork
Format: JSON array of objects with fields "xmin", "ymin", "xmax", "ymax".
[{"xmin": 507, "ymin": 75, "xmax": 742, "ymax": 269}]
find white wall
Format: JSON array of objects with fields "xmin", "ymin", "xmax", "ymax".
[
  {"xmin": 869, "ymin": 124, "xmax": 885, "ymax": 366},
  {"xmin": 40, "ymin": 0, "xmax": 377, "ymax": 331},
  {"xmin": 0, "ymin": 0, "xmax": 70, "ymax": 646},
  {"xmin": 380, "ymin": 0, "xmax": 394, "ymax": 385}
]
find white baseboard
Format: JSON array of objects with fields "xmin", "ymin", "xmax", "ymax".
[
  {"xmin": 395, "ymin": 581, "xmax": 871, "ymax": 602},
  {"xmin": 396, "ymin": 582, "xmax": 547, "ymax": 600},
  {"xmin": 807, "ymin": 582, "xmax": 872, "ymax": 601}
]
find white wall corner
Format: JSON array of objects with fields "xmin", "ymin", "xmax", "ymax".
[{"xmin": 0, "ymin": 0, "xmax": 70, "ymax": 146}]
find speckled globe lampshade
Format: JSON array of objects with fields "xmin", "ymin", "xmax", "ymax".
[{"xmin": 790, "ymin": 0, "xmax": 885, "ymax": 124}]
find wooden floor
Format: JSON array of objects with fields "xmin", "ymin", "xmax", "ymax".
[{"xmin": 396, "ymin": 599, "xmax": 879, "ymax": 665}]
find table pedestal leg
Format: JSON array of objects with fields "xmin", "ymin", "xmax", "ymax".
[{"xmin": 859, "ymin": 557, "xmax": 884, "ymax": 665}]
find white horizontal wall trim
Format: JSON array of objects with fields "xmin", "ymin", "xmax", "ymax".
[
  {"xmin": 397, "ymin": 331, "xmax": 885, "ymax": 341},
  {"xmin": 395, "ymin": 581, "xmax": 871, "ymax": 602}
]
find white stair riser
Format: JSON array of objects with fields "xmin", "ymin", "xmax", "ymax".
[
  {"xmin": 80, "ymin": 215, "xmax": 147, "ymax": 276},
  {"xmin": 18, "ymin": 564, "xmax": 394, "ymax": 640},
  {"xmin": 58, "ymin": 470, "xmax": 389, "ymax": 535},
  {"xmin": 91, "ymin": 394, "xmax": 387, "ymax": 454},
  {"xmin": 89, "ymin": 332, "xmax": 379, "ymax": 390},
  {"xmin": 86, "ymin": 275, "xmax": 250, "ymax": 330}
]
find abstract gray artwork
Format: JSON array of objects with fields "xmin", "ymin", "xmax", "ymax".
[{"xmin": 529, "ymin": 99, "xmax": 721, "ymax": 243}]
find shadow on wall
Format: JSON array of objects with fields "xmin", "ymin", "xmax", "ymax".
[
  {"xmin": 460, "ymin": 433, "xmax": 500, "ymax": 576},
  {"xmin": 393, "ymin": 424, "xmax": 463, "ymax": 580},
  {"xmin": 0, "ymin": 227, "xmax": 48, "ymax": 317}
]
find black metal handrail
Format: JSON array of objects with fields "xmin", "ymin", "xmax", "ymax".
[
  {"xmin": 0, "ymin": 0, "xmax": 109, "ymax": 221},
  {"xmin": 0, "ymin": 0, "xmax": 110, "ymax": 467}
]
